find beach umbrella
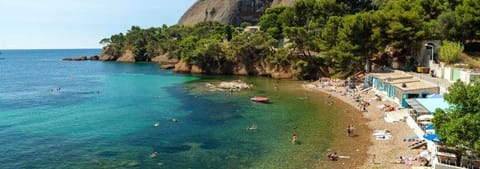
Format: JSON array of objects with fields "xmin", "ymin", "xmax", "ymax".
[
  {"xmin": 424, "ymin": 134, "xmax": 440, "ymax": 143},
  {"xmin": 424, "ymin": 124, "xmax": 434, "ymax": 130},
  {"xmin": 417, "ymin": 114, "xmax": 434, "ymax": 121}
]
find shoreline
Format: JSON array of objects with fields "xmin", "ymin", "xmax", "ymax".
[
  {"xmin": 307, "ymin": 85, "xmax": 371, "ymax": 169},
  {"xmin": 306, "ymin": 82, "xmax": 424, "ymax": 169}
]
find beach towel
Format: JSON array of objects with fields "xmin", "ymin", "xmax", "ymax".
[{"xmin": 373, "ymin": 129, "xmax": 390, "ymax": 135}]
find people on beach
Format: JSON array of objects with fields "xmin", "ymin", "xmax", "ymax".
[
  {"xmin": 327, "ymin": 152, "xmax": 338, "ymax": 161},
  {"xmin": 347, "ymin": 124, "xmax": 354, "ymax": 137},
  {"xmin": 292, "ymin": 133, "xmax": 298, "ymax": 144}
]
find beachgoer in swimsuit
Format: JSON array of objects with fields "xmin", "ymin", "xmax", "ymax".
[
  {"xmin": 331, "ymin": 152, "xmax": 338, "ymax": 161},
  {"xmin": 172, "ymin": 118, "xmax": 179, "ymax": 123},
  {"xmin": 347, "ymin": 125, "xmax": 352, "ymax": 136}
]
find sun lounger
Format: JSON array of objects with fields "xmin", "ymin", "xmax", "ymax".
[
  {"xmin": 408, "ymin": 140, "xmax": 426, "ymax": 149},
  {"xmin": 403, "ymin": 136, "xmax": 420, "ymax": 142}
]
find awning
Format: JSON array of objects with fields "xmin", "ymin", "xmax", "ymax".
[
  {"xmin": 424, "ymin": 134, "xmax": 440, "ymax": 143},
  {"xmin": 406, "ymin": 99, "xmax": 430, "ymax": 114}
]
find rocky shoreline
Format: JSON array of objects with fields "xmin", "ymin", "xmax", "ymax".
[
  {"xmin": 63, "ymin": 55, "xmax": 99, "ymax": 61},
  {"xmin": 65, "ymin": 52, "xmax": 296, "ymax": 79}
]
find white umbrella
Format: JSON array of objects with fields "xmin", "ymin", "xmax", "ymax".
[{"xmin": 417, "ymin": 114, "xmax": 434, "ymax": 121}]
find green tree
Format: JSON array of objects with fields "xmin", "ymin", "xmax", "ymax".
[
  {"xmin": 433, "ymin": 81, "xmax": 480, "ymax": 155},
  {"xmin": 454, "ymin": 0, "xmax": 480, "ymax": 42},
  {"xmin": 191, "ymin": 37, "xmax": 226, "ymax": 71},
  {"xmin": 259, "ymin": 6, "xmax": 286, "ymax": 39},
  {"xmin": 439, "ymin": 40, "xmax": 464, "ymax": 64}
]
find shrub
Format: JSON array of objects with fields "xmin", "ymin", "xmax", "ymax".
[{"xmin": 439, "ymin": 41, "xmax": 464, "ymax": 64}]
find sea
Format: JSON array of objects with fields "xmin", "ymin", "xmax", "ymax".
[{"xmin": 0, "ymin": 49, "xmax": 357, "ymax": 168}]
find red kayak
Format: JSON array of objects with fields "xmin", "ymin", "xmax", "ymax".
[{"xmin": 250, "ymin": 96, "xmax": 269, "ymax": 103}]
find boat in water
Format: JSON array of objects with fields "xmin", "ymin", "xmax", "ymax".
[{"xmin": 250, "ymin": 96, "xmax": 269, "ymax": 103}]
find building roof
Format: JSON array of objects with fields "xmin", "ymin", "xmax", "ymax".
[
  {"xmin": 369, "ymin": 72, "xmax": 413, "ymax": 80},
  {"xmin": 385, "ymin": 78, "xmax": 420, "ymax": 84},
  {"xmin": 416, "ymin": 98, "xmax": 451, "ymax": 113},
  {"xmin": 392, "ymin": 81, "xmax": 438, "ymax": 91}
]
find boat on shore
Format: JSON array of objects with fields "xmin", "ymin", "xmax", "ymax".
[{"xmin": 250, "ymin": 96, "xmax": 269, "ymax": 103}]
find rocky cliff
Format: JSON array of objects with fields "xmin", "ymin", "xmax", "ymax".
[
  {"xmin": 173, "ymin": 60, "xmax": 295, "ymax": 79},
  {"xmin": 178, "ymin": 0, "xmax": 297, "ymax": 26}
]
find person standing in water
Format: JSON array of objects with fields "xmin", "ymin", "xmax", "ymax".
[{"xmin": 292, "ymin": 133, "xmax": 298, "ymax": 144}]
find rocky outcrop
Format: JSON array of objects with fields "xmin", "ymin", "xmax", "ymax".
[
  {"xmin": 89, "ymin": 55, "xmax": 99, "ymax": 60},
  {"xmin": 151, "ymin": 54, "xmax": 179, "ymax": 64},
  {"xmin": 116, "ymin": 50, "xmax": 136, "ymax": 63},
  {"xmin": 63, "ymin": 55, "xmax": 99, "ymax": 61},
  {"xmin": 178, "ymin": 0, "xmax": 291, "ymax": 26},
  {"xmin": 160, "ymin": 64, "xmax": 176, "ymax": 70},
  {"xmin": 173, "ymin": 60, "xmax": 295, "ymax": 79},
  {"xmin": 205, "ymin": 80, "xmax": 252, "ymax": 92}
]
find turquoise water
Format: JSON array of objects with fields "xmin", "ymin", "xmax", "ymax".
[{"xmin": 0, "ymin": 49, "xmax": 342, "ymax": 168}]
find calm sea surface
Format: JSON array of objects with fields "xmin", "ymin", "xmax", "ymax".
[{"xmin": 0, "ymin": 49, "xmax": 349, "ymax": 168}]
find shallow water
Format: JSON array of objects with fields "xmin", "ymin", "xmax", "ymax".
[{"xmin": 0, "ymin": 49, "xmax": 360, "ymax": 168}]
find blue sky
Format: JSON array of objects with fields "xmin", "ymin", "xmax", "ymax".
[{"xmin": 0, "ymin": 0, "xmax": 195, "ymax": 49}]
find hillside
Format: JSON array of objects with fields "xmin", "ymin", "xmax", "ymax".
[
  {"xmin": 99, "ymin": 0, "xmax": 480, "ymax": 80},
  {"xmin": 178, "ymin": 0, "xmax": 297, "ymax": 26}
]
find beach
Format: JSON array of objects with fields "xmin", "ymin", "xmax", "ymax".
[{"xmin": 307, "ymin": 81, "xmax": 425, "ymax": 169}]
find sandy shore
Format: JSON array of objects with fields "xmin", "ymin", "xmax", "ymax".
[{"xmin": 307, "ymin": 83, "xmax": 425, "ymax": 169}]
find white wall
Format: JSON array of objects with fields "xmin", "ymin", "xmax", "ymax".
[
  {"xmin": 444, "ymin": 67, "xmax": 452, "ymax": 82},
  {"xmin": 460, "ymin": 70, "xmax": 470, "ymax": 83}
]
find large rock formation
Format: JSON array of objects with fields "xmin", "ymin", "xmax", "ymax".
[
  {"xmin": 178, "ymin": 0, "xmax": 297, "ymax": 26},
  {"xmin": 173, "ymin": 60, "xmax": 294, "ymax": 79},
  {"xmin": 116, "ymin": 50, "xmax": 136, "ymax": 62}
]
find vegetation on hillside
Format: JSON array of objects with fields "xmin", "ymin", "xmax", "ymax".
[
  {"xmin": 439, "ymin": 40, "xmax": 464, "ymax": 64},
  {"xmin": 100, "ymin": 0, "xmax": 480, "ymax": 79}
]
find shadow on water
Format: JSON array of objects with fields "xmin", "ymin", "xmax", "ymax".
[
  {"xmin": 154, "ymin": 144, "xmax": 192, "ymax": 154},
  {"xmin": 96, "ymin": 151, "xmax": 119, "ymax": 157},
  {"xmin": 114, "ymin": 82, "xmax": 268, "ymax": 168}
]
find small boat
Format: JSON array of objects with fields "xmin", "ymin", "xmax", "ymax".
[
  {"xmin": 250, "ymin": 96, "xmax": 269, "ymax": 103},
  {"xmin": 154, "ymin": 122, "xmax": 160, "ymax": 127}
]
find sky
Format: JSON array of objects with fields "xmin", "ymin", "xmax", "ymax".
[{"xmin": 0, "ymin": 0, "xmax": 196, "ymax": 49}]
